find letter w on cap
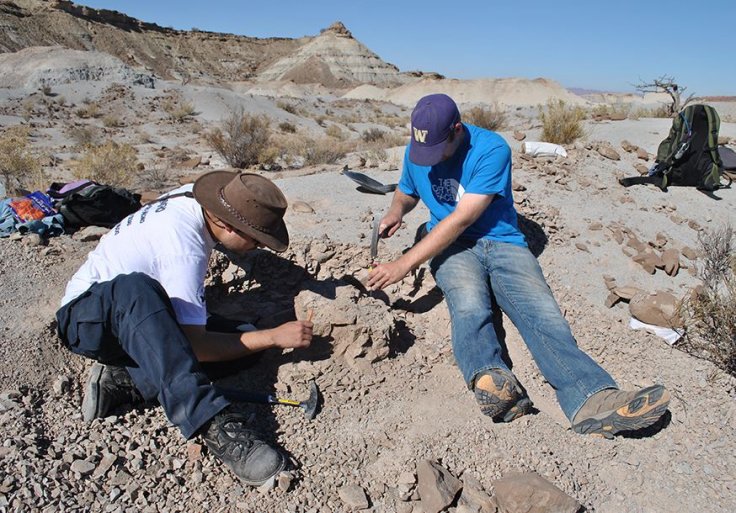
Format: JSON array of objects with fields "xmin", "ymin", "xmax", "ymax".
[{"xmin": 413, "ymin": 127, "xmax": 428, "ymax": 143}]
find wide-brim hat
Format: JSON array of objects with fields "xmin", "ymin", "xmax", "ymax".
[{"xmin": 193, "ymin": 171, "xmax": 289, "ymax": 252}]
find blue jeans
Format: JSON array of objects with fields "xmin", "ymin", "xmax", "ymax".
[
  {"xmin": 430, "ymin": 239, "xmax": 617, "ymax": 421},
  {"xmin": 56, "ymin": 273, "xmax": 230, "ymax": 438}
]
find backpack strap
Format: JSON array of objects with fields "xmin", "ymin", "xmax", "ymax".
[
  {"xmin": 618, "ymin": 175, "xmax": 667, "ymax": 191},
  {"xmin": 144, "ymin": 191, "xmax": 194, "ymax": 205}
]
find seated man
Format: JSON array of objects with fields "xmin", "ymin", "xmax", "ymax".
[
  {"xmin": 56, "ymin": 171, "xmax": 313, "ymax": 485},
  {"xmin": 368, "ymin": 94, "xmax": 670, "ymax": 438}
]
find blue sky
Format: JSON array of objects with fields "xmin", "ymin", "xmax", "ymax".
[{"xmin": 81, "ymin": 0, "xmax": 735, "ymax": 95}]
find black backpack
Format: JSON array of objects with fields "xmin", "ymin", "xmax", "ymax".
[
  {"xmin": 52, "ymin": 182, "xmax": 142, "ymax": 228},
  {"xmin": 619, "ymin": 104, "xmax": 729, "ymax": 192}
]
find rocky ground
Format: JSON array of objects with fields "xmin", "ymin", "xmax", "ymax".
[{"xmin": 1, "ymin": 48, "xmax": 736, "ymax": 512}]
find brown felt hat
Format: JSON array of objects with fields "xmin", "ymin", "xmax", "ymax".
[{"xmin": 193, "ymin": 171, "xmax": 289, "ymax": 252}]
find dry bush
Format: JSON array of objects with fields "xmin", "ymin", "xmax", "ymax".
[
  {"xmin": 73, "ymin": 141, "xmax": 138, "ymax": 186},
  {"xmin": 162, "ymin": 96, "xmax": 196, "ymax": 123},
  {"xmin": 540, "ymin": 99, "xmax": 586, "ymax": 144},
  {"xmin": 589, "ymin": 104, "xmax": 630, "ymax": 120},
  {"xmin": 629, "ymin": 105, "xmax": 671, "ymax": 119},
  {"xmin": 681, "ymin": 224, "xmax": 736, "ymax": 376},
  {"xmin": 206, "ymin": 108, "xmax": 271, "ymax": 168},
  {"xmin": 464, "ymin": 105, "xmax": 507, "ymax": 131},
  {"xmin": 66, "ymin": 125, "xmax": 101, "ymax": 148},
  {"xmin": 102, "ymin": 114, "xmax": 124, "ymax": 128},
  {"xmin": 278, "ymin": 121, "xmax": 297, "ymax": 133},
  {"xmin": 139, "ymin": 164, "xmax": 170, "ymax": 190},
  {"xmin": 362, "ymin": 128, "xmax": 386, "ymax": 143},
  {"xmin": 276, "ymin": 101, "xmax": 298, "ymax": 115},
  {"xmin": 325, "ymin": 124, "xmax": 345, "ymax": 140},
  {"xmin": 305, "ymin": 137, "xmax": 348, "ymax": 165},
  {"xmin": 0, "ymin": 126, "xmax": 44, "ymax": 192},
  {"xmin": 76, "ymin": 102, "xmax": 101, "ymax": 119}
]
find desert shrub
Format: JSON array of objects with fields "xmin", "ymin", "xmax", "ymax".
[
  {"xmin": 540, "ymin": 99, "xmax": 586, "ymax": 144},
  {"xmin": 325, "ymin": 124, "xmax": 345, "ymax": 140},
  {"xmin": 362, "ymin": 128, "xmax": 386, "ymax": 143},
  {"xmin": 276, "ymin": 101, "xmax": 297, "ymax": 115},
  {"xmin": 590, "ymin": 104, "xmax": 630, "ymax": 120},
  {"xmin": 205, "ymin": 108, "xmax": 271, "ymax": 168},
  {"xmin": 76, "ymin": 102, "xmax": 101, "ymax": 119},
  {"xmin": 73, "ymin": 141, "xmax": 138, "ymax": 186},
  {"xmin": 305, "ymin": 137, "xmax": 347, "ymax": 165},
  {"xmin": 39, "ymin": 79, "xmax": 53, "ymax": 97},
  {"xmin": 0, "ymin": 126, "xmax": 43, "ymax": 192},
  {"xmin": 67, "ymin": 125, "xmax": 101, "ymax": 148},
  {"xmin": 629, "ymin": 105, "xmax": 671, "ymax": 119},
  {"xmin": 102, "ymin": 114, "xmax": 124, "ymax": 128},
  {"xmin": 278, "ymin": 121, "xmax": 297, "ymax": 133},
  {"xmin": 464, "ymin": 105, "xmax": 507, "ymax": 131},
  {"xmin": 139, "ymin": 164, "xmax": 170, "ymax": 189},
  {"xmin": 680, "ymin": 225, "xmax": 736, "ymax": 376},
  {"xmin": 314, "ymin": 115, "xmax": 326, "ymax": 127},
  {"xmin": 21, "ymin": 99, "xmax": 35, "ymax": 122},
  {"xmin": 162, "ymin": 97, "xmax": 196, "ymax": 123}
]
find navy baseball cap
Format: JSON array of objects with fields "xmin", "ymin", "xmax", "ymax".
[{"xmin": 409, "ymin": 93, "xmax": 460, "ymax": 166}]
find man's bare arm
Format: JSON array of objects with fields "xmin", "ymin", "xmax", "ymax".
[
  {"xmin": 182, "ymin": 321, "xmax": 312, "ymax": 363},
  {"xmin": 367, "ymin": 193, "xmax": 494, "ymax": 290}
]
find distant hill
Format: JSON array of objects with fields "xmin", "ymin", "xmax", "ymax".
[{"xmin": 0, "ymin": 0, "xmax": 420, "ymax": 87}]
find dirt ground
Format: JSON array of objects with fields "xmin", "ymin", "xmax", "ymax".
[{"xmin": 1, "ymin": 59, "xmax": 736, "ymax": 512}]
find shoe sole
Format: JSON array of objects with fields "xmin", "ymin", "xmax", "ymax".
[
  {"xmin": 239, "ymin": 455, "xmax": 287, "ymax": 487},
  {"xmin": 81, "ymin": 363, "xmax": 104, "ymax": 422},
  {"xmin": 476, "ymin": 372, "xmax": 533, "ymax": 423},
  {"xmin": 572, "ymin": 385, "xmax": 670, "ymax": 438}
]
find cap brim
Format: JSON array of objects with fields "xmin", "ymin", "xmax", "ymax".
[
  {"xmin": 193, "ymin": 171, "xmax": 289, "ymax": 252},
  {"xmin": 409, "ymin": 138, "xmax": 449, "ymax": 167}
]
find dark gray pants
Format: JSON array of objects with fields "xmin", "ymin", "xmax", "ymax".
[{"xmin": 56, "ymin": 272, "xmax": 229, "ymax": 438}]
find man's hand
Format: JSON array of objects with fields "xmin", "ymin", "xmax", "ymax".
[
  {"xmin": 367, "ymin": 259, "xmax": 411, "ymax": 291},
  {"xmin": 379, "ymin": 211, "xmax": 403, "ymax": 238},
  {"xmin": 266, "ymin": 320, "xmax": 313, "ymax": 349}
]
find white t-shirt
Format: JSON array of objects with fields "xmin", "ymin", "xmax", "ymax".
[{"xmin": 61, "ymin": 184, "xmax": 216, "ymax": 326}]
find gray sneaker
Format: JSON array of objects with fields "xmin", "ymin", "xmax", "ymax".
[
  {"xmin": 474, "ymin": 369, "xmax": 533, "ymax": 422},
  {"xmin": 202, "ymin": 410, "xmax": 286, "ymax": 486},
  {"xmin": 82, "ymin": 363, "xmax": 144, "ymax": 422},
  {"xmin": 572, "ymin": 385, "xmax": 670, "ymax": 438}
]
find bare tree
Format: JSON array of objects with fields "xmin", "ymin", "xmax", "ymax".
[{"xmin": 635, "ymin": 75, "xmax": 696, "ymax": 116}]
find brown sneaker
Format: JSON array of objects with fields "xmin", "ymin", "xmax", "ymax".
[
  {"xmin": 474, "ymin": 369, "xmax": 532, "ymax": 423},
  {"xmin": 572, "ymin": 385, "xmax": 670, "ymax": 438}
]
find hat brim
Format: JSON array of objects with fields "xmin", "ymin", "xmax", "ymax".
[
  {"xmin": 193, "ymin": 171, "xmax": 289, "ymax": 252},
  {"xmin": 409, "ymin": 138, "xmax": 449, "ymax": 167}
]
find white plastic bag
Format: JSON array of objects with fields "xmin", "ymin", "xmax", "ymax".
[{"xmin": 521, "ymin": 141, "xmax": 567, "ymax": 158}]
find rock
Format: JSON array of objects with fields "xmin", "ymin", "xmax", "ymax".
[
  {"xmin": 72, "ymin": 226, "xmax": 109, "ymax": 242},
  {"xmin": 493, "ymin": 472, "xmax": 580, "ymax": 513},
  {"xmin": 513, "ymin": 131, "xmax": 526, "ymax": 141},
  {"xmin": 459, "ymin": 473, "xmax": 496, "ymax": 513},
  {"xmin": 291, "ymin": 200, "xmax": 315, "ymax": 214},
  {"xmin": 179, "ymin": 156, "xmax": 201, "ymax": 169},
  {"xmin": 416, "ymin": 459, "xmax": 462, "ymax": 513},
  {"xmin": 52, "ymin": 375, "xmax": 71, "ymax": 395},
  {"xmin": 629, "ymin": 291, "xmax": 683, "ymax": 327},
  {"xmin": 257, "ymin": 475, "xmax": 276, "ymax": 494},
  {"xmin": 70, "ymin": 460, "xmax": 96, "ymax": 476},
  {"xmin": 613, "ymin": 286, "xmax": 642, "ymax": 300},
  {"xmin": 604, "ymin": 293, "xmax": 621, "ymax": 308},
  {"xmin": 338, "ymin": 484, "xmax": 369, "ymax": 510},
  {"xmin": 634, "ymin": 163, "xmax": 649, "ymax": 175},
  {"xmin": 278, "ymin": 472, "xmax": 293, "ymax": 492},
  {"xmin": 93, "ymin": 453, "xmax": 117, "ymax": 478},
  {"xmin": 346, "ymin": 155, "xmax": 366, "ymax": 169},
  {"xmin": 574, "ymin": 242, "xmax": 590, "ymax": 253},
  {"xmin": 636, "ymin": 147, "xmax": 649, "ymax": 160},
  {"xmin": 681, "ymin": 246, "xmax": 698, "ymax": 260},
  {"xmin": 661, "ymin": 248, "xmax": 680, "ymax": 276},
  {"xmin": 597, "ymin": 146, "xmax": 620, "ymax": 161},
  {"xmin": 621, "ymin": 140, "xmax": 636, "ymax": 152},
  {"xmin": 187, "ymin": 443, "xmax": 203, "ymax": 463},
  {"xmin": 512, "ymin": 181, "xmax": 526, "ymax": 191},
  {"xmin": 610, "ymin": 112, "xmax": 627, "ymax": 121},
  {"xmin": 23, "ymin": 233, "xmax": 44, "ymax": 246}
]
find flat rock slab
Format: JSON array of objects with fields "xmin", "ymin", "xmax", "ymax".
[{"xmin": 494, "ymin": 472, "xmax": 581, "ymax": 513}]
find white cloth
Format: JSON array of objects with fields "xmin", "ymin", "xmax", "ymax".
[
  {"xmin": 61, "ymin": 184, "xmax": 216, "ymax": 326},
  {"xmin": 629, "ymin": 317, "xmax": 683, "ymax": 346},
  {"xmin": 521, "ymin": 141, "xmax": 568, "ymax": 158}
]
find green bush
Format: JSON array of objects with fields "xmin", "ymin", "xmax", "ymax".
[{"xmin": 540, "ymin": 99, "xmax": 586, "ymax": 144}]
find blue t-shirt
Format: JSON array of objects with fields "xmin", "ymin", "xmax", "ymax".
[{"xmin": 399, "ymin": 123, "xmax": 527, "ymax": 247}]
